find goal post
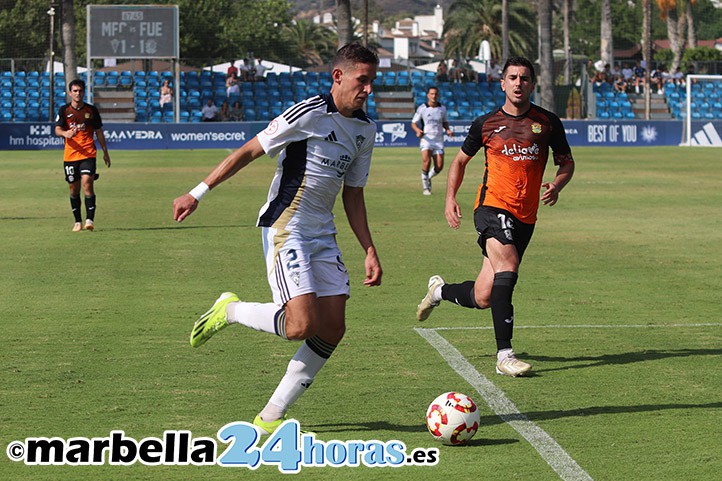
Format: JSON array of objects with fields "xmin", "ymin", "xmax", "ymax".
[{"xmin": 684, "ymin": 74, "xmax": 722, "ymax": 147}]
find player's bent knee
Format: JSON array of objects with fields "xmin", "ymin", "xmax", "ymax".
[{"xmin": 284, "ymin": 317, "xmax": 319, "ymax": 341}]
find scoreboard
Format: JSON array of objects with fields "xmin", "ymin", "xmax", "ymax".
[{"xmin": 87, "ymin": 5, "xmax": 179, "ymax": 58}]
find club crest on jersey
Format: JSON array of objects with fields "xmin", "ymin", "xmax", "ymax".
[
  {"xmin": 264, "ymin": 119, "xmax": 279, "ymax": 136},
  {"xmin": 85, "ymin": 113, "xmax": 92, "ymax": 119},
  {"xmin": 531, "ymin": 123, "xmax": 542, "ymax": 134},
  {"xmin": 355, "ymin": 135, "xmax": 365, "ymax": 149}
]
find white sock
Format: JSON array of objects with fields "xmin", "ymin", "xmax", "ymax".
[
  {"xmin": 259, "ymin": 402, "xmax": 285, "ymax": 423},
  {"xmin": 226, "ymin": 301, "xmax": 287, "ymax": 337},
  {"xmin": 266, "ymin": 340, "xmax": 333, "ymax": 417},
  {"xmin": 497, "ymin": 348, "xmax": 514, "ymax": 362},
  {"xmin": 428, "ymin": 168, "xmax": 438, "ymax": 180},
  {"xmin": 431, "ymin": 286, "xmax": 442, "ymax": 303}
]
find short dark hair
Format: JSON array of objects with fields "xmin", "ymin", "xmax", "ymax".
[
  {"xmin": 427, "ymin": 86, "xmax": 439, "ymax": 94},
  {"xmin": 68, "ymin": 78, "xmax": 85, "ymax": 91},
  {"xmin": 502, "ymin": 56, "xmax": 536, "ymax": 83},
  {"xmin": 332, "ymin": 42, "xmax": 379, "ymax": 71}
]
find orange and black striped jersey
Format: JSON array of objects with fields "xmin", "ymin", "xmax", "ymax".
[
  {"xmin": 461, "ymin": 104, "xmax": 573, "ymax": 224},
  {"xmin": 55, "ymin": 103, "xmax": 103, "ymax": 162}
]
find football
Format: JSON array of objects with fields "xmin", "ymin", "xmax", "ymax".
[{"xmin": 425, "ymin": 392, "xmax": 481, "ymax": 445}]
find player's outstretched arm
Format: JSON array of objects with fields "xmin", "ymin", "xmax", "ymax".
[
  {"xmin": 173, "ymin": 136, "xmax": 266, "ymax": 222},
  {"xmin": 342, "ymin": 185, "xmax": 382, "ymax": 287},
  {"xmin": 445, "ymin": 150, "xmax": 473, "ymax": 230}
]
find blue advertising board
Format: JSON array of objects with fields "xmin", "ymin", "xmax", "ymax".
[{"xmin": 1, "ymin": 119, "xmax": 720, "ymax": 151}]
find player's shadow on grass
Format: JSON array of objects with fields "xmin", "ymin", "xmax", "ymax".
[
  {"xmin": 102, "ymin": 224, "xmax": 253, "ymax": 232},
  {"xmin": 522, "ymin": 348, "xmax": 722, "ymax": 373},
  {"xmin": 308, "ymin": 421, "xmax": 518, "ymax": 446},
  {"xmin": 476, "ymin": 401, "xmax": 722, "ymax": 427}
]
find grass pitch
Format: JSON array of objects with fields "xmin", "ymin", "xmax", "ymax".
[{"xmin": 0, "ymin": 146, "xmax": 720, "ymax": 480}]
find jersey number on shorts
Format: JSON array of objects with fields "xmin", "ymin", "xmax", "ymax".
[
  {"xmin": 497, "ymin": 213, "xmax": 514, "ymax": 230},
  {"xmin": 285, "ymin": 249, "xmax": 300, "ymax": 271}
]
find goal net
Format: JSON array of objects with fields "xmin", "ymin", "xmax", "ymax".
[{"xmin": 683, "ymin": 74, "xmax": 722, "ymax": 147}]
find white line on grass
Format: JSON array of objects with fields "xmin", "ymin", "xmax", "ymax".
[
  {"xmin": 416, "ymin": 327, "xmax": 594, "ymax": 481},
  {"xmin": 430, "ymin": 323, "xmax": 722, "ymax": 331}
]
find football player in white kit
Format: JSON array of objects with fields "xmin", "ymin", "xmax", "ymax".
[
  {"xmin": 173, "ymin": 43, "xmax": 383, "ymax": 435},
  {"xmin": 411, "ymin": 86, "xmax": 453, "ymax": 195}
]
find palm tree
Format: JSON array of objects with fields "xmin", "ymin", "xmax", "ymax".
[
  {"xmin": 538, "ymin": 0, "xmax": 554, "ymax": 111},
  {"xmin": 562, "ymin": 0, "xmax": 572, "ymax": 85},
  {"xmin": 600, "ymin": 0, "xmax": 613, "ymax": 67},
  {"xmin": 656, "ymin": 0, "xmax": 684, "ymax": 72},
  {"xmin": 443, "ymin": 0, "xmax": 535, "ymax": 62},
  {"xmin": 643, "ymin": 0, "xmax": 652, "ymax": 119},
  {"xmin": 284, "ymin": 20, "xmax": 337, "ymax": 67},
  {"xmin": 60, "ymin": 0, "xmax": 78, "ymax": 83},
  {"xmin": 683, "ymin": 0, "xmax": 698, "ymax": 48},
  {"xmin": 502, "ymin": 0, "xmax": 509, "ymax": 62},
  {"xmin": 336, "ymin": 0, "xmax": 352, "ymax": 48}
]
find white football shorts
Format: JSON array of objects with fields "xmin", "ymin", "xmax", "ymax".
[
  {"xmin": 419, "ymin": 137, "xmax": 445, "ymax": 155},
  {"xmin": 262, "ymin": 227, "xmax": 350, "ymax": 306}
]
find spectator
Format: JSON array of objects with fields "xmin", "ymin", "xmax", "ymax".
[
  {"xmin": 650, "ymin": 65, "xmax": 664, "ymax": 95},
  {"xmin": 487, "ymin": 58, "xmax": 502, "ymax": 84},
  {"xmin": 241, "ymin": 58, "xmax": 255, "ymax": 82},
  {"xmin": 219, "ymin": 100, "xmax": 231, "ymax": 121},
  {"xmin": 673, "ymin": 67, "xmax": 685, "ymax": 87},
  {"xmin": 613, "ymin": 69, "xmax": 627, "ymax": 94},
  {"xmin": 633, "ymin": 60, "xmax": 646, "ymax": 94},
  {"xmin": 621, "ymin": 63, "xmax": 634, "ymax": 87},
  {"xmin": 449, "ymin": 59, "xmax": 462, "ymax": 83},
  {"xmin": 230, "ymin": 100, "xmax": 244, "ymax": 121},
  {"xmin": 226, "ymin": 73, "xmax": 240, "ymax": 97},
  {"xmin": 159, "ymin": 79, "xmax": 173, "ymax": 110},
  {"xmin": 201, "ymin": 98, "xmax": 218, "ymax": 122},
  {"xmin": 436, "ymin": 60, "xmax": 449, "ymax": 83},
  {"xmin": 601, "ymin": 63, "xmax": 613, "ymax": 83},
  {"xmin": 462, "ymin": 59, "xmax": 478, "ymax": 82},
  {"xmin": 227, "ymin": 61, "xmax": 239, "ymax": 80},
  {"xmin": 254, "ymin": 58, "xmax": 273, "ymax": 82}
]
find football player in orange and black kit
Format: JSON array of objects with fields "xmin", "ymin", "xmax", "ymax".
[
  {"xmin": 417, "ymin": 56, "xmax": 575, "ymax": 377},
  {"xmin": 55, "ymin": 79, "xmax": 111, "ymax": 232}
]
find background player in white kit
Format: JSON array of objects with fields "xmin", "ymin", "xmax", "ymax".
[
  {"xmin": 172, "ymin": 43, "xmax": 383, "ymax": 435},
  {"xmin": 411, "ymin": 86, "xmax": 453, "ymax": 195}
]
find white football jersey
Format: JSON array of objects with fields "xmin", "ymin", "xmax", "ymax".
[
  {"xmin": 256, "ymin": 93, "xmax": 376, "ymax": 236},
  {"xmin": 412, "ymin": 103, "xmax": 449, "ymax": 144}
]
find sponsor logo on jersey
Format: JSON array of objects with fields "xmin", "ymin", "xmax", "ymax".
[
  {"xmin": 501, "ymin": 142, "xmax": 540, "ymax": 161},
  {"xmin": 325, "ymin": 130, "xmax": 338, "ymax": 142}
]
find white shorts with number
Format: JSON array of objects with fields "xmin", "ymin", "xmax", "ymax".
[
  {"xmin": 419, "ymin": 137, "xmax": 444, "ymax": 155},
  {"xmin": 262, "ymin": 227, "xmax": 350, "ymax": 306}
]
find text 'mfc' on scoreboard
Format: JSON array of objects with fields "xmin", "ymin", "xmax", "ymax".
[{"xmin": 88, "ymin": 5, "xmax": 179, "ymax": 59}]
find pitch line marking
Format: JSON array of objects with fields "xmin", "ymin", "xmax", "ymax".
[
  {"xmin": 416, "ymin": 328, "xmax": 594, "ymax": 481},
  {"xmin": 429, "ymin": 322, "xmax": 722, "ymax": 331}
]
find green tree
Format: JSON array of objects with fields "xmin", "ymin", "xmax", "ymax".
[
  {"xmin": 283, "ymin": 19, "xmax": 337, "ymax": 67},
  {"xmin": 443, "ymin": 0, "xmax": 535, "ymax": 61},
  {"xmin": 0, "ymin": 0, "xmax": 50, "ymax": 65}
]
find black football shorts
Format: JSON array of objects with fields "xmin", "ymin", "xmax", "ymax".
[
  {"xmin": 474, "ymin": 206, "xmax": 535, "ymax": 260},
  {"xmin": 63, "ymin": 158, "xmax": 98, "ymax": 183}
]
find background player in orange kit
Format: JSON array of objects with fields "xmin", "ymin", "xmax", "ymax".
[
  {"xmin": 416, "ymin": 56, "xmax": 575, "ymax": 377},
  {"xmin": 55, "ymin": 79, "xmax": 111, "ymax": 232}
]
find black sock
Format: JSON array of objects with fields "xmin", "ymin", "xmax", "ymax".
[
  {"xmin": 441, "ymin": 281, "xmax": 481, "ymax": 309},
  {"xmin": 70, "ymin": 196, "xmax": 82, "ymax": 222},
  {"xmin": 491, "ymin": 271, "xmax": 518, "ymax": 351},
  {"xmin": 85, "ymin": 195, "xmax": 96, "ymax": 221}
]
